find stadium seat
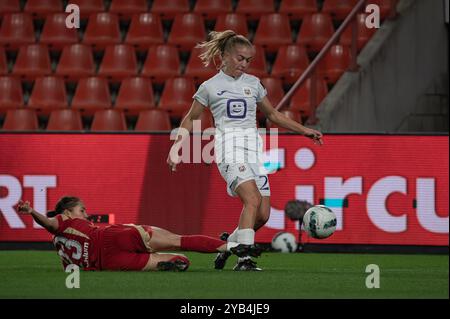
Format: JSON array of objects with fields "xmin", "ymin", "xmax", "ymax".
[
  {"xmin": 271, "ymin": 45, "xmax": 309, "ymax": 85},
  {"xmin": 40, "ymin": 13, "xmax": 80, "ymax": 51},
  {"xmin": 194, "ymin": 0, "xmax": 233, "ymax": 20},
  {"xmin": 297, "ymin": 13, "xmax": 335, "ymax": 53},
  {"xmin": 91, "ymin": 109, "xmax": 127, "ymax": 131},
  {"xmin": 0, "ymin": 13, "xmax": 35, "ymax": 50},
  {"xmin": 12, "ymin": 44, "xmax": 52, "ymax": 80},
  {"xmin": 182, "ymin": 108, "xmax": 214, "ymax": 131},
  {"xmin": 168, "ymin": 13, "xmax": 207, "ymax": 51},
  {"xmin": 141, "ymin": 44, "xmax": 181, "ymax": 84},
  {"xmin": 235, "ymin": 0, "xmax": 275, "ymax": 21},
  {"xmin": 214, "ymin": 13, "xmax": 249, "ymax": 37},
  {"xmin": 28, "ymin": 76, "xmax": 68, "ymax": 114},
  {"xmin": 55, "ymin": 44, "xmax": 95, "ymax": 81},
  {"xmin": 46, "ymin": 109, "xmax": 83, "ymax": 131},
  {"xmin": 151, "ymin": 0, "xmax": 189, "ymax": 20},
  {"xmin": 159, "ymin": 77, "xmax": 196, "ymax": 117},
  {"xmin": 109, "ymin": 0, "xmax": 148, "ymax": 19},
  {"xmin": 0, "ymin": 47, "xmax": 7, "ymax": 75},
  {"xmin": 253, "ymin": 13, "xmax": 293, "ymax": 53},
  {"xmin": 98, "ymin": 44, "xmax": 138, "ymax": 81},
  {"xmin": 71, "ymin": 77, "xmax": 112, "ymax": 115},
  {"xmin": 115, "ymin": 77, "xmax": 155, "ymax": 115},
  {"xmin": 83, "ymin": 13, "xmax": 121, "ymax": 50},
  {"xmin": 289, "ymin": 77, "xmax": 328, "ymax": 117},
  {"xmin": 261, "ymin": 77, "xmax": 284, "ymax": 107},
  {"xmin": 246, "ymin": 45, "xmax": 268, "ymax": 78},
  {"xmin": 0, "ymin": 76, "xmax": 24, "ymax": 112},
  {"xmin": 2, "ymin": 109, "xmax": 39, "ymax": 131},
  {"xmin": 125, "ymin": 13, "xmax": 164, "ymax": 50},
  {"xmin": 135, "ymin": 109, "xmax": 172, "ymax": 131},
  {"xmin": 185, "ymin": 47, "xmax": 218, "ymax": 85},
  {"xmin": 278, "ymin": 0, "xmax": 318, "ymax": 20},
  {"xmin": 267, "ymin": 109, "xmax": 302, "ymax": 131},
  {"xmin": 340, "ymin": 13, "xmax": 377, "ymax": 51},
  {"xmin": 322, "ymin": 0, "xmax": 358, "ymax": 21},
  {"xmin": 317, "ymin": 44, "xmax": 351, "ymax": 84},
  {"xmin": 69, "ymin": 0, "xmax": 105, "ymax": 19},
  {"xmin": 24, "ymin": 0, "xmax": 63, "ymax": 19},
  {"xmin": 0, "ymin": 0, "xmax": 20, "ymax": 15}
]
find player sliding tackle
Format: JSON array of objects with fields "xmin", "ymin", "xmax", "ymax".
[{"xmin": 16, "ymin": 196, "xmax": 260, "ymax": 272}]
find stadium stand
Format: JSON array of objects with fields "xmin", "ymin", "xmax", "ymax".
[
  {"xmin": 141, "ymin": 44, "xmax": 181, "ymax": 84},
  {"xmin": 83, "ymin": 13, "xmax": 121, "ymax": 50},
  {"xmin": 71, "ymin": 77, "xmax": 112, "ymax": 115},
  {"xmin": 0, "ymin": 76, "xmax": 24, "ymax": 111},
  {"xmin": 278, "ymin": 0, "xmax": 318, "ymax": 20},
  {"xmin": 91, "ymin": 109, "xmax": 127, "ymax": 131},
  {"xmin": 40, "ymin": 13, "xmax": 80, "ymax": 51},
  {"xmin": 158, "ymin": 76, "xmax": 196, "ymax": 118},
  {"xmin": 115, "ymin": 77, "xmax": 155, "ymax": 115},
  {"xmin": 98, "ymin": 44, "xmax": 139, "ymax": 81},
  {"xmin": 0, "ymin": 13, "xmax": 35, "ymax": 50},
  {"xmin": 253, "ymin": 13, "xmax": 293, "ymax": 53},
  {"xmin": 135, "ymin": 109, "xmax": 172, "ymax": 131},
  {"xmin": 28, "ymin": 76, "xmax": 68, "ymax": 114},
  {"xmin": 193, "ymin": 0, "xmax": 233, "ymax": 20},
  {"xmin": 55, "ymin": 44, "xmax": 96, "ymax": 81},
  {"xmin": 12, "ymin": 44, "xmax": 52, "ymax": 80},
  {"xmin": 151, "ymin": 0, "xmax": 190, "ymax": 20},
  {"xmin": 46, "ymin": 109, "xmax": 83, "ymax": 131},
  {"xmin": 125, "ymin": 13, "xmax": 164, "ymax": 50},
  {"xmin": 2, "ymin": 108, "xmax": 39, "ymax": 130},
  {"xmin": 214, "ymin": 13, "xmax": 249, "ymax": 37}
]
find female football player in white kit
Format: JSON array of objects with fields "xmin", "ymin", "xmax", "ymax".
[{"xmin": 167, "ymin": 30, "xmax": 323, "ymax": 271}]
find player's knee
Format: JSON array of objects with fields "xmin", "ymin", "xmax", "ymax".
[{"xmin": 244, "ymin": 193, "xmax": 262, "ymax": 211}]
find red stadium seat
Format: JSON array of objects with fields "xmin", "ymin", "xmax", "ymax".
[
  {"xmin": 125, "ymin": 13, "xmax": 164, "ymax": 50},
  {"xmin": 28, "ymin": 76, "xmax": 68, "ymax": 114},
  {"xmin": 267, "ymin": 109, "xmax": 302, "ymax": 131},
  {"xmin": 46, "ymin": 109, "xmax": 83, "ymax": 131},
  {"xmin": 340, "ymin": 13, "xmax": 377, "ymax": 51},
  {"xmin": 0, "ymin": 0, "xmax": 20, "ymax": 15},
  {"xmin": 322, "ymin": 0, "xmax": 358, "ymax": 21},
  {"xmin": 0, "ymin": 47, "xmax": 7, "ymax": 75},
  {"xmin": 214, "ymin": 13, "xmax": 249, "ymax": 37},
  {"xmin": 317, "ymin": 44, "xmax": 351, "ymax": 84},
  {"xmin": 185, "ymin": 47, "xmax": 218, "ymax": 85},
  {"xmin": 40, "ymin": 13, "xmax": 80, "ymax": 51},
  {"xmin": 24, "ymin": 0, "xmax": 63, "ymax": 19},
  {"xmin": 261, "ymin": 77, "xmax": 284, "ymax": 107},
  {"xmin": 0, "ymin": 77, "xmax": 24, "ymax": 112},
  {"xmin": 289, "ymin": 77, "xmax": 328, "ymax": 117},
  {"xmin": 69, "ymin": 0, "xmax": 105, "ymax": 19},
  {"xmin": 2, "ymin": 109, "xmax": 39, "ymax": 131},
  {"xmin": 0, "ymin": 13, "xmax": 35, "ymax": 50},
  {"xmin": 91, "ymin": 109, "xmax": 127, "ymax": 131},
  {"xmin": 98, "ymin": 44, "xmax": 138, "ymax": 81},
  {"xmin": 194, "ymin": 0, "xmax": 233, "ymax": 20},
  {"xmin": 109, "ymin": 0, "xmax": 148, "ymax": 19},
  {"xmin": 71, "ymin": 77, "xmax": 112, "ymax": 115},
  {"xmin": 235, "ymin": 0, "xmax": 275, "ymax": 21},
  {"xmin": 83, "ymin": 13, "xmax": 121, "ymax": 50},
  {"xmin": 271, "ymin": 45, "xmax": 309, "ymax": 85},
  {"xmin": 135, "ymin": 109, "xmax": 172, "ymax": 131},
  {"xmin": 297, "ymin": 13, "xmax": 334, "ymax": 53},
  {"xmin": 141, "ymin": 44, "xmax": 181, "ymax": 84},
  {"xmin": 168, "ymin": 13, "xmax": 207, "ymax": 51},
  {"xmin": 279, "ymin": 0, "xmax": 318, "ymax": 20},
  {"xmin": 159, "ymin": 77, "xmax": 196, "ymax": 117},
  {"xmin": 182, "ymin": 108, "xmax": 214, "ymax": 131},
  {"xmin": 151, "ymin": 0, "xmax": 190, "ymax": 20},
  {"xmin": 246, "ymin": 45, "xmax": 268, "ymax": 78},
  {"xmin": 56, "ymin": 44, "xmax": 95, "ymax": 81},
  {"xmin": 253, "ymin": 13, "xmax": 293, "ymax": 53},
  {"xmin": 115, "ymin": 77, "xmax": 155, "ymax": 115},
  {"xmin": 13, "ymin": 44, "xmax": 52, "ymax": 80}
]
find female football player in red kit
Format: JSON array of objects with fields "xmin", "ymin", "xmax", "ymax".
[{"xmin": 16, "ymin": 196, "xmax": 259, "ymax": 272}]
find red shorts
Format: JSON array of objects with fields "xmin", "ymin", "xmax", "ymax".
[{"xmin": 100, "ymin": 224, "xmax": 153, "ymax": 271}]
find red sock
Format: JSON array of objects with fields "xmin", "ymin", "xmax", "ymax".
[{"xmin": 180, "ymin": 235, "xmax": 226, "ymax": 253}]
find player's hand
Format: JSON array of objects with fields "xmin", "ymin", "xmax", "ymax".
[
  {"xmin": 17, "ymin": 200, "xmax": 33, "ymax": 214},
  {"xmin": 167, "ymin": 145, "xmax": 181, "ymax": 172},
  {"xmin": 304, "ymin": 128, "xmax": 324, "ymax": 146}
]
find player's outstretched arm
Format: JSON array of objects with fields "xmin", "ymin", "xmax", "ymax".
[{"xmin": 16, "ymin": 200, "xmax": 59, "ymax": 233}]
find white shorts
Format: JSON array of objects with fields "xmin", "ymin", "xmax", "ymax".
[{"xmin": 217, "ymin": 162, "xmax": 271, "ymax": 197}]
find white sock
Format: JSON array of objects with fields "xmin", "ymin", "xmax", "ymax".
[
  {"xmin": 236, "ymin": 228, "xmax": 255, "ymax": 245},
  {"xmin": 227, "ymin": 227, "xmax": 239, "ymax": 242}
]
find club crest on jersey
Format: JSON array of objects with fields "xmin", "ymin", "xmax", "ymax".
[
  {"xmin": 239, "ymin": 165, "xmax": 246, "ymax": 172},
  {"xmin": 243, "ymin": 87, "xmax": 252, "ymax": 97}
]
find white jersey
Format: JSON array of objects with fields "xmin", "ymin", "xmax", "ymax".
[{"xmin": 193, "ymin": 70, "xmax": 267, "ymax": 165}]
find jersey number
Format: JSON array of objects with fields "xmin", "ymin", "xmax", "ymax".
[{"xmin": 54, "ymin": 236, "xmax": 82, "ymax": 265}]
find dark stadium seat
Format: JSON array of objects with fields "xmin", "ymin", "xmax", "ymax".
[
  {"xmin": 246, "ymin": 45, "xmax": 268, "ymax": 78},
  {"xmin": 185, "ymin": 47, "xmax": 219, "ymax": 85},
  {"xmin": 83, "ymin": 13, "xmax": 121, "ymax": 50},
  {"xmin": 55, "ymin": 44, "xmax": 95, "ymax": 80},
  {"xmin": 214, "ymin": 13, "xmax": 249, "ymax": 37},
  {"xmin": 2, "ymin": 109, "xmax": 39, "ymax": 131},
  {"xmin": 71, "ymin": 77, "xmax": 112, "ymax": 115},
  {"xmin": 24, "ymin": 0, "xmax": 63, "ymax": 19},
  {"xmin": 69, "ymin": 0, "xmax": 105, "ymax": 19},
  {"xmin": 109, "ymin": 0, "xmax": 148, "ymax": 19},
  {"xmin": 289, "ymin": 77, "xmax": 328, "ymax": 117},
  {"xmin": 253, "ymin": 13, "xmax": 293, "ymax": 53},
  {"xmin": 12, "ymin": 44, "xmax": 52, "ymax": 80},
  {"xmin": 115, "ymin": 77, "xmax": 155, "ymax": 115},
  {"xmin": 46, "ymin": 109, "xmax": 83, "ymax": 131},
  {"xmin": 182, "ymin": 108, "xmax": 214, "ymax": 131},
  {"xmin": 91, "ymin": 109, "xmax": 127, "ymax": 131},
  {"xmin": 318, "ymin": 44, "xmax": 351, "ymax": 84},
  {"xmin": 98, "ymin": 44, "xmax": 138, "ymax": 81},
  {"xmin": 0, "ymin": 76, "xmax": 24, "ymax": 111},
  {"xmin": 135, "ymin": 109, "xmax": 172, "ymax": 131},
  {"xmin": 261, "ymin": 77, "xmax": 285, "ymax": 107},
  {"xmin": 168, "ymin": 13, "xmax": 207, "ymax": 51},
  {"xmin": 340, "ymin": 13, "xmax": 377, "ymax": 52},
  {"xmin": 322, "ymin": 0, "xmax": 358, "ymax": 21},
  {"xmin": 28, "ymin": 76, "xmax": 68, "ymax": 114},
  {"xmin": 151, "ymin": 0, "xmax": 190, "ymax": 20},
  {"xmin": 40, "ymin": 13, "xmax": 80, "ymax": 51},
  {"xmin": 267, "ymin": 109, "xmax": 302, "ymax": 131},
  {"xmin": 0, "ymin": 47, "xmax": 7, "ymax": 75},
  {"xmin": 0, "ymin": 0, "xmax": 20, "ymax": 15},
  {"xmin": 159, "ymin": 77, "xmax": 196, "ymax": 117},
  {"xmin": 235, "ymin": 0, "xmax": 275, "ymax": 21},
  {"xmin": 278, "ymin": 0, "xmax": 318, "ymax": 20},
  {"xmin": 0, "ymin": 13, "xmax": 35, "ymax": 50},
  {"xmin": 193, "ymin": 0, "xmax": 233, "ymax": 20},
  {"xmin": 125, "ymin": 13, "xmax": 164, "ymax": 50},
  {"xmin": 141, "ymin": 44, "xmax": 181, "ymax": 84},
  {"xmin": 297, "ymin": 13, "xmax": 335, "ymax": 53},
  {"xmin": 271, "ymin": 44, "xmax": 309, "ymax": 85}
]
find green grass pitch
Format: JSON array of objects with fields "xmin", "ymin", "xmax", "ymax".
[{"xmin": 0, "ymin": 251, "xmax": 447, "ymax": 299}]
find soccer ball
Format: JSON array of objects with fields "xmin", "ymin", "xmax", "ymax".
[
  {"xmin": 302, "ymin": 205, "xmax": 337, "ymax": 239},
  {"xmin": 271, "ymin": 232, "xmax": 298, "ymax": 253}
]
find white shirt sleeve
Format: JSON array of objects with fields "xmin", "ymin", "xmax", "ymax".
[
  {"xmin": 255, "ymin": 80, "xmax": 267, "ymax": 103},
  {"xmin": 193, "ymin": 83, "xmax": 209, "ymax": 107}
]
